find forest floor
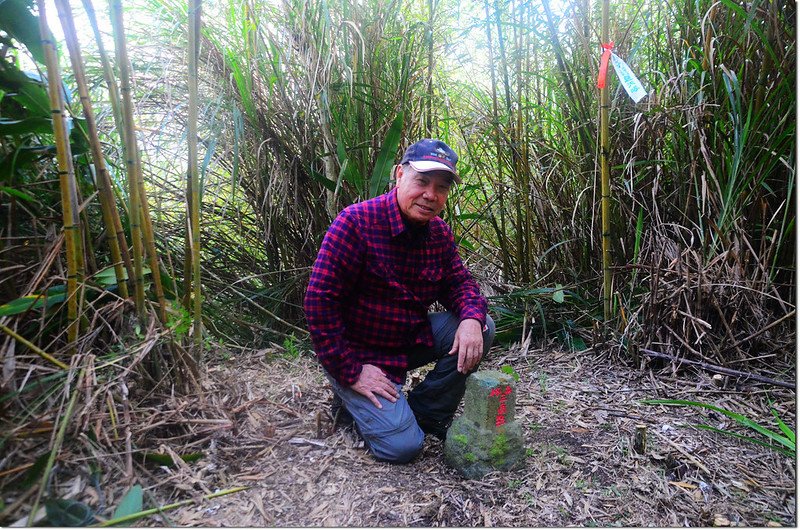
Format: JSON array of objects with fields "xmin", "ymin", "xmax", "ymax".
[{"xmin": 137, "ymin": 341, "xmax": 796, "ymax": 527}]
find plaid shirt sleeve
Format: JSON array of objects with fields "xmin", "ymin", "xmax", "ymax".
[
  {"xmin": 438, "ymin": 224, "xmax": 488, "ymax": 326},
  {"xmin": 303, "ymin": 209, "xmax": 365, "ymax": 386}
]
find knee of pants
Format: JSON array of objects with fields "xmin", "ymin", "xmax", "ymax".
[
  {"xmin": 482, "ymin": 314, "xmax": 496, "ymax": 355},
  {"xmin": 366, "ymin": 425, "xmax": 425, "ymax": 464}
]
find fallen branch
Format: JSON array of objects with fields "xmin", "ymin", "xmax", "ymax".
[{"xmin": 641, "ymin": 349, "xmax": 795, "ymax": 389}]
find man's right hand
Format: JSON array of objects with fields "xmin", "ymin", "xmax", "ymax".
[{"xmin": 351, "ymin": 364, "xmax": 399, "ymax": 409}]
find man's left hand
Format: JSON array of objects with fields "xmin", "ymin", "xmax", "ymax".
[{"xmin": 448, "ymin": 318, "xmax": 484, "ymax": 374}]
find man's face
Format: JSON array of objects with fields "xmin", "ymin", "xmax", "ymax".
[{"xmin": 395, "ymin": 164, "xmax": 453, "ymax": 225}]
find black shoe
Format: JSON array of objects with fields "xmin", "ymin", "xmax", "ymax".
[
  {"xmin": 415, "ymin": 416, "xmax": 450, "ymax": 441},
  {"xmin": 330, "ymin": 394, "xmax": 354, "ymax": 428}
]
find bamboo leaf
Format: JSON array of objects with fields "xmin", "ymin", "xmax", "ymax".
[
  {"xmin": 772, "ymin": 409, "xmax": 796, "ymax": 444},
  {"xmin": 552, "ymin": 284, "xmax": 565, "ymax": 303},
  {"xmin": 457, "ymin": 238, "xmax": 475, "ymax": 251},
  {"xmin": 0, "ymin": 0, "xmax": 49, "ymax": 64},
  {"xmin": 94, "ymin": 264, "xmax": 129, "ymax": 286},
  {"xmin": 19, "ymin": 452, "xmax": 49, "ymax": 489},
  {"xmin": 0, "ymin": 185, "xmax": 36, "ymax": 202},
  {"xmin": 111, "ymin": 484, "xmax": 143, "ymax": 521},
  {"xmin": 309, "ymin": 168, "xmax": 337, "ymax": 192},
  {"xmin": 694, "ymin": 425, "xmax": 795, "ymax": 458},
  {"xmin": 335, "ymin": 136, "xmax": 363, "ymax": 190},
  {"xmin": 368, "ymin": 112, "xmax": 404, "ymax": 198},
  {"xmin": 0, "ymin": 117, "xmax": 52, "ymax": 135},
  {"xmin": 643, "ymin": 399, "xmax": 795, "ymax": 452},
  {"xmin": 0, "ymin": 61, "xmax": 51, "ymax": 117},
  {"xmin": 143, "ymin": 451, "xmax": 204, "ymax": 466},
  {"xmin": 0, "ymin": 285, "xmax": 67, "ymax": 316}
]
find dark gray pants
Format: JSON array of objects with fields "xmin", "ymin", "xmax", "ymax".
[{"xmin": 326, "ymin": 312, "xmax": 495, "ymax": 463}]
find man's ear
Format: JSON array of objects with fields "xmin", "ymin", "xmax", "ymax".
[{"xmin": 392, "ymin": 164, "xmax": 402, "ymax": 187}]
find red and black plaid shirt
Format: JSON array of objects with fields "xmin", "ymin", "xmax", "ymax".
[{"xmin": 304, "ymin": 188, "xmax": 488, "ymax": 386}]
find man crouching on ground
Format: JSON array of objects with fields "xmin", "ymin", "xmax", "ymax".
[{"xmin": 304, "ymin": 139, "xmax": 495, "ymax": 464}]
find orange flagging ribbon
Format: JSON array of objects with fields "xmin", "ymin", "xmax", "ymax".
[{"xmin": 596, "ymin": 42, "xmax": 614, "ymax": 89}]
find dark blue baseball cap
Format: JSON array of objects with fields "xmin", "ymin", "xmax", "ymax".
[{"xmin": 400, "ymin": 139, "xmax": 461, "ymax": 183}]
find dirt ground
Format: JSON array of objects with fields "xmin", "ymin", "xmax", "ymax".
[{"xmin": 130, "ymin": 341, "xmax": 796, "ymax": 528}]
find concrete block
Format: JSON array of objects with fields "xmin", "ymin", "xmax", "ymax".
[{"xmin": 444, "ymin": 370, "xmax": 526, "ymax": 479}]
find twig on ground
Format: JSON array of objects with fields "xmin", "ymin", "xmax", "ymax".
[{"xmin": 641, "ymin": 349, "xmax": 795, "ymax": 389}]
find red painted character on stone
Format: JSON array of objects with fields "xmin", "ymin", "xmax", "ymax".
[{"xmin": 489, "ymin": 385, "xmax": 512, "ymax": 426}]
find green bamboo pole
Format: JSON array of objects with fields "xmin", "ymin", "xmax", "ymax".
[
  {"xmin": 107, "ymin": 5, "xmax": 169, "ymax": 326},
  {"xmin": 483, "ymin": 0, "xmax": 511, "ymax": 277},
  {"xmin": 54, "ymin": 0, "xmax": 129, "ymax": 300},
  {"xmin": 600, "ymin": 0, "xmax": 612, "ymax": 321},
  {"xmin": 187, "ymin": 0, "xmax": 203, "ymax": 347},
  {"xmin": 37, "ymin": 0, "xmax": 82, "ymax": 352},
  {"xmin": 514, "ymin": 1, "xmax": 530, "ymax": 283},
  {"xmin": 81, "ymin": 0, "xmax": 135, "ymax": 294},
  {"xmin": 82, "ymin": 0, "xmax": 126, "ymax": 174},
  {"xmin": 106, "ymin": 0, "xmax": 168, "ymax": 327},
  {"xmin": 492, "ymin": 0, "xmax": 521, "ymax": 281},
  {"xmin": 109, "ymin": 0, "xmax": 146, "ymax": 320},
  {"xmin": 134, "ymin": 149, "xmax": 169, "ymax": 326},
  {"xmin": 425, "ymin": 0, "xmax": 435, "ymax": 136}
]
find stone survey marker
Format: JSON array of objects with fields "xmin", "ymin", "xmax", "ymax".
[{"xmin": 444, "ymin": 370, "xmax": 525, "ymax": 479}]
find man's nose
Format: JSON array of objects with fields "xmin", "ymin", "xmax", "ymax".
[{"xmin": 422, "ymin": 187, "xmax": 437, "ymax": 200}]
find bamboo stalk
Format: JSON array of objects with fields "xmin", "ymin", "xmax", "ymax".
[
  {"xmin": 134, "ymin": 151, "xmax": 169, "ymax": 325},
  {"xmin": 0, "ymin": 324, "xmax": 69, "ymax": 370},
  {"xmin": 54, "ymin": 0, "xmax": 130, "ymax": 299},
  {"xmin": 109, "ymin": 0, "xmax": 147, "ymax": 321},
  {"xmin": 37, "ymin": 0, "xmax": 83, "ymax": 352},
  {"xmin": 82, "ymin": 0, "xmax": 125, "ymax": 155},
  {"xmin": 425, "ymin": 0, "xmax": 435, "ymax": 136},
  {"xmin": 103, "ymin": 5, "xmax": 169, "ymax": 326},
  {"xmin": 482, "ymin": 0, "xmax": 511, "ymax": 277},
  {"xmin": 600, "ymin": 0, "xmax": 612, "ymax": 321},
  {"xmin": 513, "ymin": 0, "xmax": 530, "ymax": 283},
  {"xmin": 188, "ymin": 0, "xmax": 203, "ymax": 347},
  {"xmin": 81, "ymin": 0, "xmax": 134, "ymax": 293}
]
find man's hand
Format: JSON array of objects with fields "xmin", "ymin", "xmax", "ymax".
[
  {"xmin": 449, "ymin": 318, "xmax": 484, "ymax": 374},
  {"xmin": 351, "ymin": 364, "xmax": 399, "ymax": 409}
]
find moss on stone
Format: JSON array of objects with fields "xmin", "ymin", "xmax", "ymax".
[
  {"xmin": 453, "ymin": 433, "xmax": 468, "ymax": 446},
  {"xmin": 465, "ymin": 452, "xmax": 476, "ymax": 463},
  {"xmin": 489, "ymin": 433, "xmax": 508, "ymax": 465}
]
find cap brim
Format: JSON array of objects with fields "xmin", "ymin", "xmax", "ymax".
[{"xmin": 407, "ymin": 160, "xmax": 461, "ymax": 183}]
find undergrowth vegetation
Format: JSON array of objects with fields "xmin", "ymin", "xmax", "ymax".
[{"xmin": 0, "ymin": 0, "xmax": 794, "ymax": 525}]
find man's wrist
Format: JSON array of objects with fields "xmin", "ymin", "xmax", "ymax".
[
  {"xmin": 460, "ymin": 316, "xmax": 487, "ymax": 330},
  {"xmin": 343, "ymin": 362, "xmax": 364, "ymax": 387}
]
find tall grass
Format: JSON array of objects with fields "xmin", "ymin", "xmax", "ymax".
[{"xmin": 31, "ymin": 0, "xmax": 792, "ymax": 361}]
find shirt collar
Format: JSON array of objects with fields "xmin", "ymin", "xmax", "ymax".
[
  {"xmin": 387, "ymin": 188, "xmax": 406, "ymax": 238},
  {"xmin": 386, "ymin": 188, "xmax": 430, "ymax": 242}
]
